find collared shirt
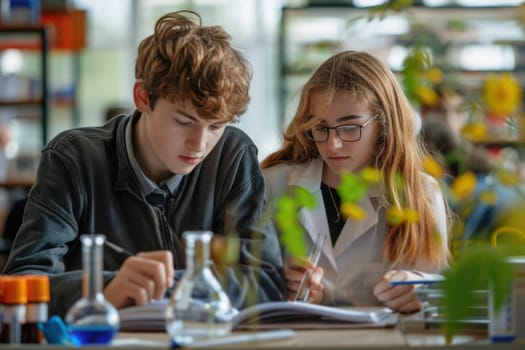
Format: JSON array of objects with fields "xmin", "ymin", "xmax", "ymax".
[{"xmin": 125, "ymin": 113, "xmax": 182, "ymax": 200}]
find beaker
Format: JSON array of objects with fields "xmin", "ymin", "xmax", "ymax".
[
  {"xmin": 165, "ymin": 230, "xmax": 235, "ymax": 347},
  {"xmin": 65, "ymin": 234, "xmax": 120, "ymax": 345}
]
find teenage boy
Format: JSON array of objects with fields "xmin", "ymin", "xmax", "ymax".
[{"xmin": 2, "ymin": 10, "xmax": 285, "ymax": 316}]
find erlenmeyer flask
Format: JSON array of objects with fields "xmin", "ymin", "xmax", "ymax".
[
  {"xmin": 65, "ymin": 234, "xmax": 120, "ymax": 345},
  {"xmin": 165, "ymin": 230, "xmax": 235, "ymax": 347}
]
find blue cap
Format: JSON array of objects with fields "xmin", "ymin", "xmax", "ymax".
[{"xmin": 39, "ymin": 315, "xmax": 72, "ymax": 345}]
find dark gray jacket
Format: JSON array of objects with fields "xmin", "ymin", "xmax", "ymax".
[{"xmin": 2, "ymin": 113, "xmax": 285, "ymax": 317}]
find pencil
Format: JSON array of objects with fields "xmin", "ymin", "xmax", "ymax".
[{"xmin": 105, "ymin": 240, "xmax": 133, "ymax": 258}]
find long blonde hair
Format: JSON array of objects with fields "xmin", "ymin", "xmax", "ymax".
[{"xmin": 262, "ymin": 50, "xmax": 448, "ymax": 268}]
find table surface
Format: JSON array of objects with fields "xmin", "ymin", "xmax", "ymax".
[
  {"xmin": 114, "ymin": 328, "xmax": 523, "ymax": 349},
  {"xmin": 0, "ymin": 326, "xmax": 523, "ymax": 349}
]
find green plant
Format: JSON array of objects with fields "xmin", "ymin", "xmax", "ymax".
[
  {"xmin": 440, "ymin": 244, "xmax": 514, "ymax": 341},
  {"xmin": 420, "ymin": 145, "xmax": 525, "ymax": 341},
  {"xmin": 273, "ymin": 186, "xmax": 317, "ymax": 258},
  {"xmin": 270, "ymin": 167, "xmax": 386, "ymax": 260}
]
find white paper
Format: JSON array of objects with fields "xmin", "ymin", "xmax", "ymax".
[{"xmin": 118, "ymin": 299, "xmax": 396, "ymax": 332}]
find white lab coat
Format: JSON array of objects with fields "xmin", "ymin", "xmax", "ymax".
[{"xmin": 262, "ymin": 158, "xmax": 448, "ymax": 306}]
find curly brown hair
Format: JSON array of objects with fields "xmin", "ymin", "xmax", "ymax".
[{"xmin": 135, "ymin": 10, "xmax": 252, "ymax": 122}]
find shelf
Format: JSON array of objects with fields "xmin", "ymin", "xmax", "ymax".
[
  {"xmin": 0, "ymin": 42, "xmax": 43, "ymax": 50},
  {"xmin": 0, "ymin": 99, "xmax": 43, "ymax": 106},
  {"xmin": 0, "ymin": 179, "xmax": 34, "ymax": 189},
  {"xmin": 279, "ymin": 4, "xmax": 525, "ymax": 125},
  {"xmin": 0, "ymin": 25, "xmax": 47, "ymax": 32},
  {"xmin": 0, "ymin": 10, "xmax": 87, "ymax": 52},
  {"xmin": 0, "ymin": 25, "xmax": 48, "ymax": 51},
  {"xmin": 0, "ymin": 26, "xmax": 49, "ymax": 145},
  {"xmin": 0, "ymin": 15, "xmax": 82, "ymax": 229},
  {"xmin": 471, "ymin": 138, "xmax": 524, "ymax": 148}
]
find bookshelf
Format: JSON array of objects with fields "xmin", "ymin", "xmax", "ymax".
[{"xmin": 278, "ymin": 3, "xmax": 525, "ymax": 131}]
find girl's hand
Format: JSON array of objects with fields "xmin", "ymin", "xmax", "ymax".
[
  {"xmin": 373, "ymin": 270, "xmax": 422, "ymax": 313},
  {"xmin": 284, "ymin": 257, "xmax": 324, "ymax": 304}
]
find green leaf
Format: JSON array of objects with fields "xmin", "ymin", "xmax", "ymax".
[
  {"xmin": 293, "ymin": 186, "xmax": 317, "ymax": 209},
  {"xmin": 446, "ymin": 19, "xmax": 467, "ymax": 32},
  {"xmin": 276, "ymin": 196, "xmax": 295, "ymax": 212},
  {"xmin": 273, "ymin": 186, "xmax": 318, "ymax": 258},
  {"xmin": 280, "ymin": 226, "xmax": 307, "ymax": 257},
  {"xmin": 338, "ymin": 172, "xmax": 367, "ymax": 203},
  {"xmin": 441, "ymin": 245, "xmax": 515, "ymax": 340}
]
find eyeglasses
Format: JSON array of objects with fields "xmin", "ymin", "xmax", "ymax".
[{"xmin": 305, "ymin": 115, "xmax": 378, "ymax": 142}]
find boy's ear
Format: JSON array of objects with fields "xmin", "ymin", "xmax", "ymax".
[{"xmin": 133, "ymin": 80, "xmax": 150, "ymax": 112}]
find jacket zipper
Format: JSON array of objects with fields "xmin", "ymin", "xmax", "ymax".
[{"xmin": 153, "ymin": 205, "xmax": 185, "ymax": 268}]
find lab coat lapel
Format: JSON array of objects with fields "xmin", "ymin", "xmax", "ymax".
[
  {"xmin": 289, "ymin": 159, "xmax": 338, "ymax": 273},
  {"xmin": 334, "ymin": 185, "xmax": 382, "ymax": 256}
]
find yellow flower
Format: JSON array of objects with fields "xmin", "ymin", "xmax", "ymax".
[
  {"xmin": 415, "ymin": 85, "xmax": 439, "ymax": 107},
  {"xmin": 461, "ymin": 122, "xmax": 487, "ymax": 142},
  {"xmin": 386, "ymin": 206, "xmax": 405, "ymax": 226},
  {"xmin": 423, "ymin": 156, "xmax": 444, "ymax": 178},
  {"xmin": 496, "ymin": 169, "xmax": 522, "ymax": 186},
  {"xmin": 479, "ymin": 190, "xmax": 498, "ymax": 205},
  {"xmin": 403, "ymin": 208, "xmax": 420, "ymax": 223},
  {"xmin": 425, "ymin": 67, "xmax": 443, "ymax": 84},
  {"xmin": 360, "ymin": 167, "xmax": 382, "ymax": 184},
  {"xmin": 451, "ymin": 171, "xmax": 477, "ymax": 200},
  {"xmin": 341, "ymin": 202, "xmax": 366, "ymax": 221},
  {"xmin": 482, "ymin": 73, "xmax": 521, "ymax": 117},
  {"xmin": 386, "ymin": 207, "xmax": 419, "ymax": 226}
]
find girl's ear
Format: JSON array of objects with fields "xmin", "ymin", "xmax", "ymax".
[{"xmin": 133, "ymin": 80, "xmax": 150, "ymax": 112}]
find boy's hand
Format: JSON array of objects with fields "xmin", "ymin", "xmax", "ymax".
[{"xmin": 104, "ymin": 250, "xmax": 174, "ymax": 308}]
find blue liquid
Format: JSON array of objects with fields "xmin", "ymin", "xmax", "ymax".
[
  {"xmin": 69, "ymin": 325, "xmax": 117, "ymax": 345},
  {"xmin": 490, "ymin": 335, "xmax": 515, "ymax": 343}
]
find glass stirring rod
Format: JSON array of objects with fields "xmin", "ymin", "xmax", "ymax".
[{"xmin": 294, "ymin": 232, "xmax": 328, "ymax": 302}]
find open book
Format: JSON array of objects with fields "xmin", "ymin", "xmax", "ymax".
[
  {"xmin": 118, "ymin": 299, "xmax": 396, "ymax": 332},
  {"xmin": 232, "ymin": 301, "xmax": 395, "ymax": 330},
  {"xmin": 119, "ymin": 299, "xmax": 169, "ymax": 331}
]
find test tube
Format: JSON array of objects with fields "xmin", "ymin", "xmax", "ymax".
[{"xmin": 294, "ymin": 232, "xmax": 327, "ymax": 302}]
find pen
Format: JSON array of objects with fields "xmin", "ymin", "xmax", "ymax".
[
  {"xmin": 389, "ymin": 279, "xmax": 443, "ymax": 286},
  {"xmin": 183, "ymin": 329, "xmax": 296, "ymax": 348},
  {"xmin": 104, "ymin": 240, "xmax": 133, "ymax": 258},
  {"xmin": 104, "ymin": 240, "xmax": 181, "ymax": 293}
]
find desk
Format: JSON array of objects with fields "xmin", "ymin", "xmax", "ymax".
[
  {"xmin": 118, "ymin": 329, "xmax": 406, "ymax": 348},
  {"xmin": 116, "ymin": 329, "xmax": 523, "ymax": 349},
  {"xmin": 0, "ymin": 328, "xmax": 524, "ymax": 349}
]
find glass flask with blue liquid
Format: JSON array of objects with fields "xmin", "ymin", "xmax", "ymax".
[
  {"xmin": 65, "ymin": 234, "xmax": 120, "ymax": 345},
  {"xmin": 165, "ymin": 230, "xmax": 235, "ymax": 347}
]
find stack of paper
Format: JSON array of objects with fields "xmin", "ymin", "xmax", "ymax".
[{"xmin": 118, "ymin": 299, "xmax": 397, "ymax": 332}]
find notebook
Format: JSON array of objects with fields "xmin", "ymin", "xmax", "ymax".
[
  {"xmin": 118, "ymin": 299, "xmax": 397, "ymax": 332},
  {"xmin": 231, "ymin": 301, "xmax": 396, "ymax": 330}
]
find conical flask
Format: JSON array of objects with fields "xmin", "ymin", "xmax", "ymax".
[
  {"xmin": 165, "ymin": 230, "xmax": 235, "ymax": 346},
  {"xmin": 65, "ymin": 234, "xmax": 120, "ymax": 345}
]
